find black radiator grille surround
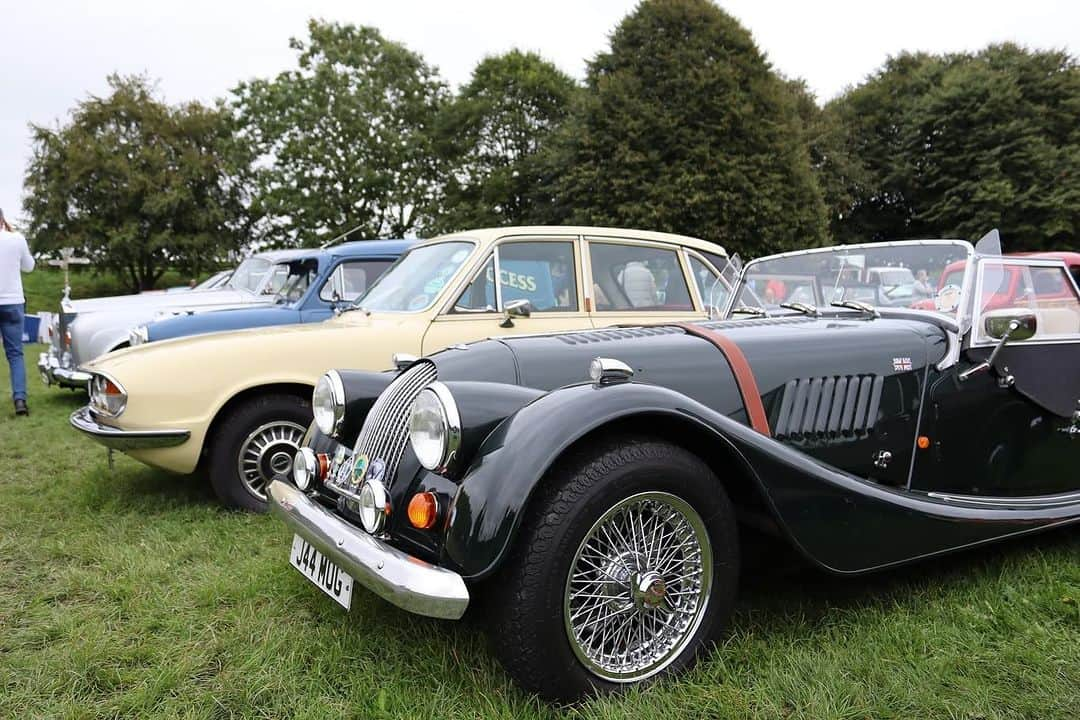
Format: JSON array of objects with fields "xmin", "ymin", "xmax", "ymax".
[{"xmin": 773, "ymin": 375, "xmax": 883, "ymax": 440}]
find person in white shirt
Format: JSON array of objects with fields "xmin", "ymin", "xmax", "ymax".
[{"xmin": 0, "ymin": 207, "xmax": 35, "ymax": 416}]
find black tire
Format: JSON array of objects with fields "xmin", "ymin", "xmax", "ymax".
[
  {"xmin": 487, "ymin": 436, "xmax": 739, "ymax": 703},
  {"xmin": 208, "ymin": 393, "xmax": 311, "ymax": 512}
]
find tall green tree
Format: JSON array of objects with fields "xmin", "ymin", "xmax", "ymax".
[
  {"xmin": 23, "ymin": 74, "xmax": 256, "ymax": 292},
  {"xmin": 432, "ymin": 50, "xmax": 579, "ymax": 232},
  {"xmin": 541, "ymin": 0, "xmax": 828, "ymax": 256},
  {"xmin": 829, "ymin": 45, "xmax": 1080, "ymax": 249},
  {"xmin": 234, "ymin": 21, "xmax": 449, "ymax": 246}
]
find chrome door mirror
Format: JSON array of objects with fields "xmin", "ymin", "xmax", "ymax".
[
  {"xmin": 500, "ymin": 298, "xmax": 532, "ymax": 328},
  {"xmin": 960, "ymin": 312, "xmax": 1037, "ymax": 382}
]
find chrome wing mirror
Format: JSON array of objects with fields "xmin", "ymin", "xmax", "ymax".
[
  {"xmin": 959, "ymin": 312, "xmax": 1037, "ymax": 382},
  {"xmin": 500, "ymin": 299, "xmax": 532, "ymax": 328}
]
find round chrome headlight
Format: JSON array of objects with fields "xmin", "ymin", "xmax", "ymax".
[
  {"xmin": 312, "ymin": 370, "xmax": 345, "ymax": 437},
  {"xmin": 357, "ymin": 479, "xmax": 389, "ymax": 534},
  {"xmin": 292, "ymin": 447, "xmax": 317, "ymax": 491},
  {"xmin": 408, "ymin": 382, "xmax": 461, "ymax": 473}
]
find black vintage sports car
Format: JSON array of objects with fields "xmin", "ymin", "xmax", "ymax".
[{"xmin": 268, "ymin": 232, "xmax": 1080, "ymax": 702}]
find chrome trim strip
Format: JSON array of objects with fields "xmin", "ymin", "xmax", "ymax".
[
  {"xmin": 268, "ymin": 480, "xmax": 469, "ymax": 619},
  {"xmin": 70, "ymin": 407, "xmax": 190, "ymax": 450},
  {"xmin": 926, "ymin": 490, "xmax": 1080, "ymax": 509}
]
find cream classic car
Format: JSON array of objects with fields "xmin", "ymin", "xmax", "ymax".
[{"xmin": 71, "ymin": 226, "xmax": 733, "ymax": 511}]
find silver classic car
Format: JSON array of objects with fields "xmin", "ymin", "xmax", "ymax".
[{"xmin": 39, "ymin": 249, "xmax": 319, "ymax": 388}]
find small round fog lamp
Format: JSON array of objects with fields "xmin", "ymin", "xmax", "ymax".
[
  {"xmin": 293, "ymin": 447, "xmax": 318, "ymax": 491},
  {"xmin": 358, "ymin": 479, "xmax": 390, "ymax": 534}
]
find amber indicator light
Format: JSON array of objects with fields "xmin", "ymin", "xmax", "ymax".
[
  {"xmin": 407, "ymin": 492, "xmax": 439, "ymax": 530},
  {"xmin": 917, "ymin": 436, "xmax": 930, "ymax": 450}
]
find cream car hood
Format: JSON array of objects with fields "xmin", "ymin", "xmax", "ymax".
[{"xmin": 84, "ymin": 311, "xmax": 427, "ymax": 429}]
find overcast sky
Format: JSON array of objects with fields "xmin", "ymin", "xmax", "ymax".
[{"xmin": 2, "ymin": 0, "xmax": 1077, "ymax": 223}]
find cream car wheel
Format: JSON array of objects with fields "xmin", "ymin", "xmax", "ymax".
[{"xmin": 236, "ymin": 420, "xmax": 306, "ymax": 500}]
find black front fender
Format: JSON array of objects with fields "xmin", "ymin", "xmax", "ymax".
[
  {"xmin": 443, "ymin": 381, "xmax": 763, "ymax": 579},
  {"xmin": 443, "ymin": 382, "xmax": 1080, "ymax": 581}
]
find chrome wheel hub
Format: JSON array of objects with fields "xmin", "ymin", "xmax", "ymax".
[
  {"xmin": 237, "ymin": 420, "xmax": 306, "ymax": 500},
  {"xmin": 563, "ymin": 491, "xmax": 713, "ymax": 683}
]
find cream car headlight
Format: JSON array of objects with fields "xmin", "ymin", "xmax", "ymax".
[
  {"xmin": 312, "ymin": 370, "xmax": 345, "ymax": 437},
  {"xmin": 130, "ymin": 325, "xmax": 149, "ymax": 346},
  {"xmin": 408, "ymin": 382, "xmax": 461, "ymax": 473},
  {"xmin": 89, "ymin": 373, "xmax": 127, "ymax": 417}
]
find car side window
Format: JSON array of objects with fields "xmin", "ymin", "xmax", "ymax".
[
  {"xmin": 977, "ymin": 261, "xmax": 1080, "ymax": 342},
  {"xmin": 1071, "ymin": 267, "xmax": 1080, "ymax": 290},
  {"xmin": 588, "ymin": 242, "xmax": 693, "ymax": 311},
  {"xmin": 452, "ymin": 256, "xmax": 497, "ymax": 313},
  {"xmin": 319, "ymin": 260, "xmax": 394, "ymax": 303},
  {"xmin": 688, "ymin": 256, "xmax": 729, "ymax": 312},
  {"xmin": 451, "ymin": 242, "xmax": 578, "ymax": 313}
]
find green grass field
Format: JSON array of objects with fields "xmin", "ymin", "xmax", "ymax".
[{"xmin": 0, "ymin": 348, "xmax": 1078, "ymax": 719}]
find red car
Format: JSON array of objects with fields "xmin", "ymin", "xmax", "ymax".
[{"xmin": 915, "ymin": 251, "xmax": 1080, "ymax": 312}]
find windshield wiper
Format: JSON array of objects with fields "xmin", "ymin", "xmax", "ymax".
[
  {"xmin": 731, "ymin": 305, "xmax": 769, "ymax": 317},
  {"xmin": 779, "ymin": 301, "xmax": 819, "ymax": 317},
  {"xmin": 830, "ymin": 300, "xmax": 880, "ymax": 318}
]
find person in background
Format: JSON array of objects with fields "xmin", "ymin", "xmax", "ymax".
[
  {"xmin": 0, "ymin": 208, "xmax": 35, "ymax": 416},
  {"xmin": 913, "ymin": 269, "xmax": 934, "ymax": 299}
]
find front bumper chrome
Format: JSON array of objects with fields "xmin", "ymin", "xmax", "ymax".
[
  {"xmin": 267, "ymin": 479, "xmax": 470, "ymax": 620},
  {"xmin": 69, "ymin": 407, "xmax": 191, "ymax": 450},
  {"xmin": 38, "ymin": 351, "xmax": 91, "ymax": 388}
]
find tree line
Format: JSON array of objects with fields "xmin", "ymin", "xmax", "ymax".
[{"xmin": 23, "ymin": 0, "xmax": 1079, "ymax": 291}]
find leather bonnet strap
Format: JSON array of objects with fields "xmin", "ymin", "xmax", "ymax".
[{"xmin": 668, "ymin": 322, "xmax": 772, "ymax": 437}]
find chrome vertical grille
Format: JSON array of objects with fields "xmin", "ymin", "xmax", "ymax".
[{"xmin": 344, "ymin": 361, "xmax": 437, "ymax": 492}]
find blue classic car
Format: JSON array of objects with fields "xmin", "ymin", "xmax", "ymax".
[{"xmin": 131, "ymin": 239, "xmax": 414, "ymax": 345}]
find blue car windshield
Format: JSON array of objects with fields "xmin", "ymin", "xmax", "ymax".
[{"xmin": 349, "ymin": 241, "xmax": 475, "ymax": 312}]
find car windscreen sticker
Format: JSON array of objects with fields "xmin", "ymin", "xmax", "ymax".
[
  {"xmin": 487, "ymin": 260, "xmax": 558, "ymax": 310},
  {"xmin": 935, "ymin": 284, "xmax": 962, "ymax": 313}
]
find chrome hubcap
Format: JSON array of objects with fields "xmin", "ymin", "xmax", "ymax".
[
  {"xmin": 563, "ymin": 491, "xmax": 712, "ymax": 682},
  {"xmin": 237, "ymin": 420, "xmax": 306, "ymax": 500}
]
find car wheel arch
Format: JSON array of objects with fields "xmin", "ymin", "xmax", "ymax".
[
  {"xmin": 445, "ymin": 390, "xmax": 788, "ymax": 581},
  {"xmin": 199, "ymin": 382, "xmax": 314, "ymax": 464}
]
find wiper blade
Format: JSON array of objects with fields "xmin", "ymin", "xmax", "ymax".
[
  {"xmin": 779, "ymin": 301, "xmax": 819, "ymax": 317},
  {"xmin": 830, "ymin": 300, "xmax": 880, "ymax": 318},
  {"xmin": 731, "ymin": 305, "xmax": 768, "ymax": 317}
]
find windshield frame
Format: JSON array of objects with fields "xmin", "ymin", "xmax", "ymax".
[
  {"xmin": 346, "ymin": 238, "xmax": 479, "ymax": 314},
  {"xmin": 723, "ymin": 239, "xmax": 977, "ymax": 329}
]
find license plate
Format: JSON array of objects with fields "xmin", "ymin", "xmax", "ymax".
[{"xmin": 289, "ymin": 534, "xmax": 353, "ymax": 610}]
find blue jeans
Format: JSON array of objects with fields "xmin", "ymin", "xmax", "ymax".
[{"xmin": 0, "ymin": 303, "xmax": 27, "ymax": 401}]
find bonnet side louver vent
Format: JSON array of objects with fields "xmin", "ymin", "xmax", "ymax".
[
  {"xmin": 556, "ymin": 326, "xmax": 684, "ymax": 345},
  {"xmin": 774, "ymin": 375, "xmax": 883, "ymax": 440}
]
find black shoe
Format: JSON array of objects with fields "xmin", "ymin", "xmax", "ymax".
[{"xmin": 14, "ymin": 399, "xmax": 28, "ymax": 416}]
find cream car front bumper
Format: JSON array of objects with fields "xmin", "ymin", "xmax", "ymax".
[
  {"xmin": 69, "ymin": 407, "xmax": 191, "ymax": 450},
  {"xmin": 267, "ymin": 479, "xmax": 470, "ymax": 620}
]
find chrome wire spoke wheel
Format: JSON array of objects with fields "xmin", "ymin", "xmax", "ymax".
[
  {"xmin": 563, "ymin": 491, "xmax": 713, "ymax": 683},
  {"xmin": 236, "ymin": 420, "xmax": 306, "ymax": 500}
]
